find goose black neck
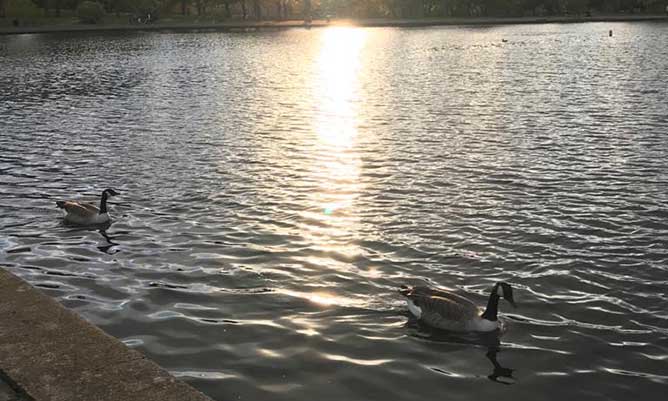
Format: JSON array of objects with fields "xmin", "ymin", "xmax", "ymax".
[
  {"xmin": 99, "ymin": 191, "xmax": 108, "ymax": 214},
  {"xmin": 481, "ymin": 294, "xmax": 500, "ymax": 321}
]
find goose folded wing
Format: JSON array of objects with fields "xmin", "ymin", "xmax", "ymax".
[
  {"xmin": 61, "ymin": 201, "xmax": 99, "ymax": 217},
  {"xmin": 420, "ymin": 295, "xmax": 479, "ymax": 321},
  {"xmin": 413, "ymin": 286, "xmax": 479, "ymax": 310}
]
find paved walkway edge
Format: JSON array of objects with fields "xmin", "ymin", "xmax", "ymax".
[{"xmin": 0, "ymin": 268, "xmax": 214, "ymax": 401}]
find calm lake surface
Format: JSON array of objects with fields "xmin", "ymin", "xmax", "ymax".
[{"xmin": 2, "ymin": 22, "xmax": 668, "ymax": 401}]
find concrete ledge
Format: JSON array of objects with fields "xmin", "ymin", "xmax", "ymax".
[
  {"xmin": 1, "ymin": 372, "xmax": 28, "ymax": 401},
  {"xmin": 0, "ymin": 268, "xmax": 213, "ymax": 401}
]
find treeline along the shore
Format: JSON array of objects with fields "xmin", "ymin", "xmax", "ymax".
[{"xmin": 1, "ymin": 0, "xmax": 666, "ymax": 23}]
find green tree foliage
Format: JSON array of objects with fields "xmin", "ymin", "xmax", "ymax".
[
  {"xmin": 99, "ymin": 0, "xmax": 133, "ymax": 14},
  {"xmin": 5, "ymin": 0, "xmax": 42, "ymax": 17},
  {"xmin": 76, "ymin": 0, "xmax": 105, "ymax": 22},
  {"xmin": 135, "ymin": 0, "xmax": 160, "ymax": 17}
]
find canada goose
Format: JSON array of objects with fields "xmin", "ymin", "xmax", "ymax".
[
  {"xmin": 399, "ymin": 282, "xmax": 516, "ymax": 332},
  {"xmin": 56, "ymin": 188, "xmax": 120, "ymax": 225}
]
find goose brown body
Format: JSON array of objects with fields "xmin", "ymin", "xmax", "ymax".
[
  {"xmin": 56, "ymin": 189, "xmax": 119, "ymax": 225},
  {"xmin": 400, "ymin": 283, "xmax": 516, "ymax": 332}
]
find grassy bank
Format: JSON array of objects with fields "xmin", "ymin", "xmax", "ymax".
[{"xmin": 1, "ymin": 14, "xmax": 667, "ymax": 35}]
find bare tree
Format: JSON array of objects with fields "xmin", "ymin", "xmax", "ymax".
[
  {"xmin": 241, "ymin": 0, "xmax": 248, "ymax": 19},
  {"xmin": 223, "ymin": 0, "xmax": 232, "ymax": 18},
  {"xmin": 303, "ymin": 0, "xmax": 311, "ymax": 22},
  {"xmin": 253, "ymin": 0, "xmax": 262, "ymax": 19},
  {"xmin": 276, "ymin": 0, "xmax": 289, "ymax": 19}
]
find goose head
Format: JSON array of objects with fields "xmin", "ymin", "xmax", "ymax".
[
  {"xmin": 104, "ymin": 188, "xmax": 120, "ymax": 197},
  {"xmin": 494, "ymin": 282, "xmax": 516, "ymax": 308}
]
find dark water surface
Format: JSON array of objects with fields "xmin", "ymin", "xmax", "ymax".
[{"xmin": 2, "ymin": 22, "xmax": 668, "ymax": 401}]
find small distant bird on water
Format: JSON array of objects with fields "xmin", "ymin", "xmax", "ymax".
[
  {"xmin": 501, "ymin": 39, "xmax": 508, "ymax": 43},
  {"xmin": 56, "ymin": 188, "xmax": 120, "ymax": 225},
  {"xmin": 399, "ymin": 282, "xmax": 516, "ymax": 332}
]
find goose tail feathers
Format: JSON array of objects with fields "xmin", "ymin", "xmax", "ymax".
[{"xmin": 56, "ymin": 201, "xmax": 66, "ymax": 209}]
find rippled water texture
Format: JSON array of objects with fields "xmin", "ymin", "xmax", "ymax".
[{"xmin": 2, "ymin": 22, "xmax": 668, "ymax": 401}]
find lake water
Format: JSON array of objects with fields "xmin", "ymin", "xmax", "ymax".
[{"xmin": 1, "ymin": 22, "xmax": 668, "ymax": 401}]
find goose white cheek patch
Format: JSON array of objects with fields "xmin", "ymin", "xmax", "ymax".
[{"xmin": 407, "ymin": 300, "xmax": 422, "ymax": 319}]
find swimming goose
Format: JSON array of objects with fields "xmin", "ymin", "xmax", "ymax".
[
  {"xmin": 399, "ymin": 282, "xmax": 516, "ymax": 332},
  {"xmin": 56, "ymin": 188, "xmax": 120, "ymax": 225}
]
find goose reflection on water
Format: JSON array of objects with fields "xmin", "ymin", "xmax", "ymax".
[
  {"xmin": 406, "ymin": 318, "xmax": 516, "ymax": 385},
  {"xmin": 97, "ymin": 228, "xmax": 119, "ymax": 254},
  {"xmin": 486, "ymin": 348, "xmax": 515, "ymax": 385},
  {"xmin": 62, "ymin": 219, "xmax": 119, "ymax": 254}
]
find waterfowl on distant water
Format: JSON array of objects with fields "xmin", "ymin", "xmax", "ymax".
[
  {"xmin": 56, "ymin": 188, "xmax": 120, "ymax": 225},
  {"xmin": 399, "ymin": 282, "xmax": 516, "ymax": 332}
]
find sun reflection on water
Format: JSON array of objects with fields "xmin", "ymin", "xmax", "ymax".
[
  {"xmin": 315, "ymin": 28, "xmax": 367, "ymax": 149},
  {"xmin": 277, "ymin": 288, "xmax": 365, "ymax": 308},
  {"xmin": 246, "ymin": 28, "xmax": 371, "ymax": 313},
  {"xmin": 268, "ymin": 28, "xmax": 372, "ymax": 313},
  {"xmin": 303, "ymin": 28, "xmax": 368, "ymax": 246}
]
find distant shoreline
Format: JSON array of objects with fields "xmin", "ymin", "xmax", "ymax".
[{"xmin": 1, "ymin": 14, "xmax": 667, "ymax": 35}]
